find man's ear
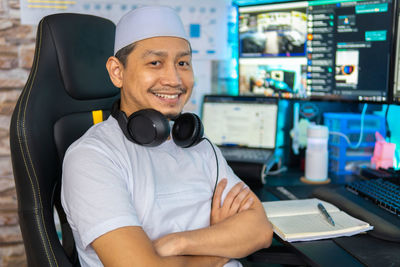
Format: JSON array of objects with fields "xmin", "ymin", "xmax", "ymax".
[{"xmin": 106, "ymin": 56, "xmax": 124, "ymax": 88}]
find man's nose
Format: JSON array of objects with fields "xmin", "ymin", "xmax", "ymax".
[{"xmin": 160, "ymin": 64, "xmax": 182, "ymax": 87}]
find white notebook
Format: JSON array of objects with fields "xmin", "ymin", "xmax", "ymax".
[{"xmin": 262, "ymin": 198, "xmax": 373, "ymax": 242}]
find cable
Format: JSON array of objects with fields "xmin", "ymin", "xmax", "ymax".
[
  {"xmin": 261, "ymin": 165, "xmax": 288, "ymax": 184},
  {"xmin": 267, "ymin": 166, "xmax": 288, "ymax": 176},
  {"xmin": 329, "ymin": 103, "xmax": 368, "ymax": 149},
  {"xmin": 261, "ymin": 157, "xmax": 286, "ymax": 184},
  {"xmin": 201, "ymin": 137, "xmax": 219, "ymax": 207},
  {"xmin": 261, "ymin": 163, "xmax": 269, "ymax": 185}
]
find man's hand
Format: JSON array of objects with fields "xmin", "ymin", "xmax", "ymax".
[{"xmin": 211, "ymin": 179, "xmax": 254, "ymax": 225}]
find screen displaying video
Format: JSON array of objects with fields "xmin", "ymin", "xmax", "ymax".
[
  {"xmin": 239, "ymin": 2, "xmax": 307, "ymax": 57},
  {"xmin": 239, "ymin": 57, "xmax": 307, "ymax": 98},
  {"xmin": 238, "ymin": 1, "xmax": 308, "ymax": 99}
]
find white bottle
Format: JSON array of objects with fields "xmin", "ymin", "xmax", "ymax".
[{"xmin": 305, "ymin": 125, "xmax": 329, "ymax": 182}]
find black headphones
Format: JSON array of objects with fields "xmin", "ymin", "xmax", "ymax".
[{"xmin": 111, "ymin": 100, "xmax": 204, "ymax": 148}]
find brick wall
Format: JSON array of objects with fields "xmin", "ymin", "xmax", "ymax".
[{"xmin": 0, "ymin": 0, "xmax": 36, "ymax": 266}]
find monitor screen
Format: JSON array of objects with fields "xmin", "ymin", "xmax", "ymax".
[
  {"xmin": 238, "ymin": 0, "xmax": 396, "ymax": 102},
  {"xmin": 201, "ymin": 95, "xmax": 278, "ymax": 149}
]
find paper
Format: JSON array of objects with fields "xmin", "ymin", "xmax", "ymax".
[{"xmin": 263, "ymin": 198, "xmax": 373, "ymax": 242}]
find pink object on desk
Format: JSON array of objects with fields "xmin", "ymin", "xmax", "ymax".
[{"xmin": 371, "ymin": 132, "xmax": 396, "ymax": 169}]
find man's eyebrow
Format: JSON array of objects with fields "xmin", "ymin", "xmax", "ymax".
[
  {"xmin": 141, "ymin": 50, "xmax": 192, "ymax": 59},
  {"xmin": 141, "ymin": 50, "xmax": 168, "ymax": 58},
  {"xmin": 177, "ymin": 50, "xmax": 192, "ymax": 58}
]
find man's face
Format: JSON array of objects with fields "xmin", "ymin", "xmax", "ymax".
[{"xmin": 116, "ymin": 37, "xmax": 194, "ymax": 118}]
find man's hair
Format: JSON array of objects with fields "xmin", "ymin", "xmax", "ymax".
[{"xmin": 115, "ymin": 43, "xmax": 136, "ymax": 67}]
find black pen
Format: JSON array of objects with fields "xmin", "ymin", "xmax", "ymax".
[{"xmin": 318, "ymin": 202, "xmax": 335, "ymax": 226}]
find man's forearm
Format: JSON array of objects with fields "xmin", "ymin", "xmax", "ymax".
[{"xmin": 156, "ymin": 202, "xmax": 273, "ymax": 259}]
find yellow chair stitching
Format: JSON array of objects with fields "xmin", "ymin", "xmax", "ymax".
[{"xmin": 17, "ymin": 20, "xmax": 58, "ymax": 266}]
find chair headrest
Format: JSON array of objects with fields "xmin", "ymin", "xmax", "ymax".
[{"xmin": 45, "ymin": 13, "xmax": 119, "ymax": 100}]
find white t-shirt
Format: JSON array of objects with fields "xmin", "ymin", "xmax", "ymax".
[{"xmin": 61, "ymin": 116, "xmax": 243, "ymax": 267}]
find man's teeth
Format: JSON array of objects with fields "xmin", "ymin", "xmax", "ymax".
[{"xmin": 155, "ymin": 93, "xmax": 178, "ymax": 99}]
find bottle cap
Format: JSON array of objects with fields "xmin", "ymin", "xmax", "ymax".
[{"xmin": 307, "ymin": 125, "xmax": 328, "ymax": 138}]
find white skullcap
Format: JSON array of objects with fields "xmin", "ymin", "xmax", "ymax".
[{"xmin": 114, "ymin": 6, "xmax": 189, "ymax": 55}]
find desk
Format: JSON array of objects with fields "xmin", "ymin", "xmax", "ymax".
[{"xmin": 246, "ymin": 169, "xmax": 400, "ymax": 267}]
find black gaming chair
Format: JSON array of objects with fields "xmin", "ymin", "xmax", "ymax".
[{"xmin": 9, "ymin": 13, "xmax": 119, "ymax": 266}]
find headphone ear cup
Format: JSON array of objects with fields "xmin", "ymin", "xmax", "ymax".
[
  {"xmin": 111, "ymin": 100, "xmax": 136, "ymax": 143},
  {"xmin": 127, "ymin": 109, "xmax": 170, "ymax": 147},
  {"xmin": 172, "ymin": 113, "xmax": 204, "ymax": 148}
]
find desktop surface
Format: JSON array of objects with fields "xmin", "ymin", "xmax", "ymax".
[{"xmin": 250, "ymin": 169, "xmax": 400, "ymax": 267}]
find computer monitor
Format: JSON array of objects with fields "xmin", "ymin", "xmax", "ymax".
[{"xmin": 238, "ymin": 0, "xmax": 397, "ymax": 103}]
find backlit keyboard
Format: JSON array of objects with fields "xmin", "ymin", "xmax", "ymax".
[{"xmin": 346, "ymin": 178, "xmax": 400, "ymax": 216}]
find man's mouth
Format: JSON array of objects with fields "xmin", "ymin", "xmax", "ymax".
[{"xmin": 154, "ymin": 93, "xmax": 179, "ymax": 99}]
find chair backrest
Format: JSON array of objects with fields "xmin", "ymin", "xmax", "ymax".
[{"xmin": 9, "ymin": 13, "xmax": 119, "ymax": 267}]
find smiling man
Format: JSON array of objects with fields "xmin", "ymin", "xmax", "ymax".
[
  {"xmin": 61, "ymin": 6, "xmax": 272, "ymax": 267},
  {"xmin": 109, "ymin": 36, "xmax": 193, "ymax": 119}
]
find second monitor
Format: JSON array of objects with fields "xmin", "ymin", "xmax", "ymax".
[{"xmin": 238, "ymin": 0, "xmax": 397, "ymax": 102}]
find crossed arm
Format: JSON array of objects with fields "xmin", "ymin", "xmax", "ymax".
[{"xmin": 92, "ymin": 179, "xmax": 273, "ymax": 266}]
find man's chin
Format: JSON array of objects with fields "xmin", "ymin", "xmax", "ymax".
[
  {"xmin": 156, "ymin": 105, "xmax": 184, "ymax": 120},
  {"xmin": 164, "ymin": 112, "xmax": 180, "ymax": 120}
]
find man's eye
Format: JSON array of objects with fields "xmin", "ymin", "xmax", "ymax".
[
  {"xmin": 179, "ymin": 61, "xmax": 189, "ymax": 67},
  {"xmin": 150, "ymin": 61, "xmax": 160, "ymax": 66}
]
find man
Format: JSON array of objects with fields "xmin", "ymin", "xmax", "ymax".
[{"xmin": 61, "ymin": 6, "xmax": 273, "ymax": 267}]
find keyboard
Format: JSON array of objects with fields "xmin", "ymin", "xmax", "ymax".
[
  {"xmin": 220, "ymin": 147, "xmax": 272, "ymax": 163},
  {"xmin": 346, "ymin": 178, "xmax": 400, "ymax": 216}
]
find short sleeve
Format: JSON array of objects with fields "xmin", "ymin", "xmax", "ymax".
[{"xmin": 61, "ymin": 142, "xmax": 140, "ymax": 249}]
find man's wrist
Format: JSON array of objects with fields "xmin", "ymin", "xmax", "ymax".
[
  {"xmin": 175, "ymin": 232, "xmax": 187, "ymax": 255},
  {"xmin": 153, "ymin": 232, "xmax": 187, "ymax": 257},
  {"xmin": 217, "ymin": 257, "xmax": 230, "ymax": 267},
  {"xmin": 168, "ymin": 232, "xmax": 188, "ymax": 256},
  {"xmin": 176, "ymin": 231, "xmax": 198, "ymax": 255}
]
